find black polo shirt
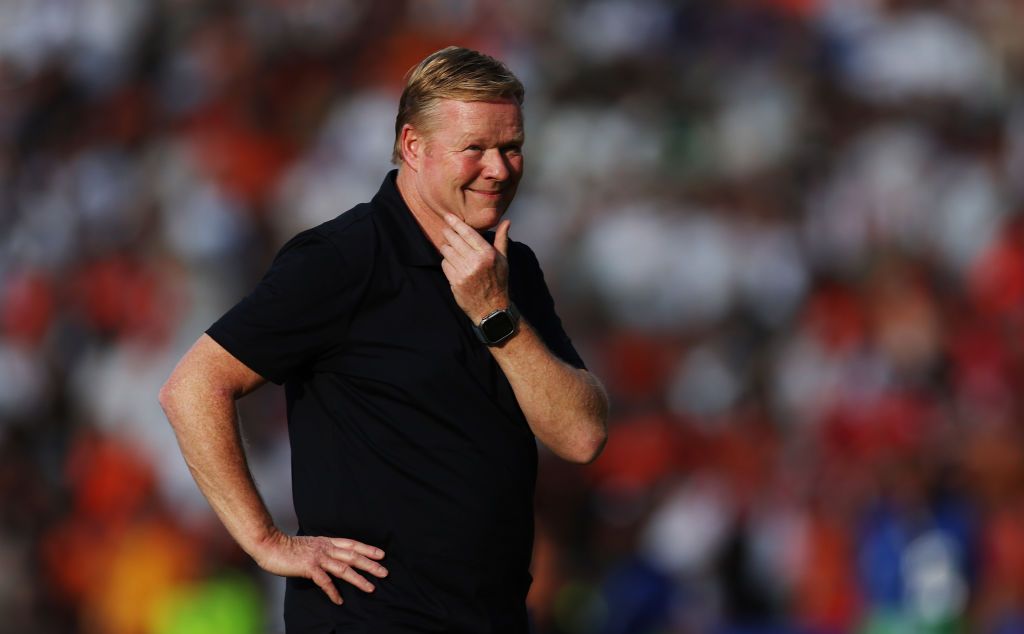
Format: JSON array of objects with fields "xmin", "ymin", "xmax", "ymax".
[{"xmin": 207, "ymin": 171, "xmax": 585, "ymax": 633}]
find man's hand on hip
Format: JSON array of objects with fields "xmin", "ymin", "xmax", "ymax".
[
  {"xmin": 439, "ymin": 214, "xmax": 511, "ymax": 321},
  {"xmin": 253, "ymin": 529, "xmax": 388, "ymax": 605}
]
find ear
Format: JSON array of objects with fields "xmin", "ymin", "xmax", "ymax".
[{"xmin": 399, "ymin": 123, "xmax": 424, "ymax": 170}]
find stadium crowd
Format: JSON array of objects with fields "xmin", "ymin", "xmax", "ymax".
[{"xmin": 2, "ymin": 0, "xmax": 1024, "ymax": 632}]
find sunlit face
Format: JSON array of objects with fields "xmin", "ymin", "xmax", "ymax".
[{"xmin": 412, "ymin": 99, "xmax": 524, "ymax": 231}]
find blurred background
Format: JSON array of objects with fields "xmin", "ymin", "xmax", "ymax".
[{"xmin": 2, "ymin": 0, "xmax": 1024, "ymax": 632}]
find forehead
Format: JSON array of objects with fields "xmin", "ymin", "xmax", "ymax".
[{"xmin": 427, "ymin": 99, "xmax": 523, "ymax": 143}]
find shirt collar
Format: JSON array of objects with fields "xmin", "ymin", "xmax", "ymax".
[{"xmin": 372, "ymin": 170, "xmax": 442, "ymax": 267}]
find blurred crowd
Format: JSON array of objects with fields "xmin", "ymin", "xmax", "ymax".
[{"xmin": 2, "ymin": 0, "xmax": 1024, "ymax": 632}]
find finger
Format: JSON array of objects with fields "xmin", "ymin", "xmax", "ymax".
[
  {"xmin": 311, "ymin": 567, "xmax": 343, "ymax": 605},
  {"xmin": 441, "ymin": 258, "xmax": 460, "ymax": 285},
  {"xmin": 329, "ymin": 548, "xmax": 389, "ymax": 578},
  {"xmin": 442, "ymin": 227, "xmax": 476, "ymax": 258},
  {"xmin": 323, "ymin": 560, "xmax": 376, "ymax": 593},
  {"xmin": 440, "ymin": 245, "xmax": 474, "ymax": 278},
  {"xmin": 444, "ymin": 214, "xmax": 489, "ymax": 251},
  {"xmin": 438, "ymin": 243, "xmax": 464, "ymax": 268},
  {"xmin": 327, "ymin": 538, "xmax": 385, "ymax": 559},
  {"xmin": 495, "ymin": 219, "xmax": 510, "ymax": 257}
]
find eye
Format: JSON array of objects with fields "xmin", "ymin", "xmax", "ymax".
[
  {"xmin": 465, "ymin": 145, "xmax": 483, "ymax": 153},
  {"xmin": 502, "ymin": 145, "xmax": 522, "ymax": 156}
]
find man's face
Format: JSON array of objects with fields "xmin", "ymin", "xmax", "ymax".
[{"xmin": 413, "ymin": 99, "xmax": 524, "ymax": 231}]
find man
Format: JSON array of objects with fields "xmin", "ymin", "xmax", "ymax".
[{"xmin": 159, "ymin": 46, "xmax": 609, "ymax": 633}]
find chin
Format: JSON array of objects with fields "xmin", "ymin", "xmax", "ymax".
[
  {"xmin": 483, "ymin": 214, "xmax": 507, "ymax": 231},
  {"xmin": 467, "ymin": 209, "xmax": 505, "ymax": 231}
]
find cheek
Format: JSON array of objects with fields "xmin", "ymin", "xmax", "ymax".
[
  {"xmin": 510, "ymin": 156, "xmax": 524, "ymax": 178},
  {"xmin": 453, "ymin": 157, "xmax": 478, "ymax": 183}
]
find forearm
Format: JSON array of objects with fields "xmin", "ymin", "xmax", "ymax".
[
  {"xmin": 436, "ymin": 215, "xmax": 609, "ymax": 463},
  {"xmin": 158, "ymin": 370, "xmax": 276, "ymax": 559},
  {"xmin": 489, "ymin": 321, "xmax": 609, "ymax": 463}
]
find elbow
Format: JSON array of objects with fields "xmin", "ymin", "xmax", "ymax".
[
  {"xmin": 159, "ymin": 373, "xmax": 195, "ymax": 428},
  {"xmin": 574, "ymin": 428, "xmax": 608, "ymax": 465},
  {"xmin": 158, "ymin": 379, "xmax": 178, "ymax": 422},
  {"xmin": 563, "ymin": 387, "xmax": 610, "ymax": 464},
  {"xmin": 563, "ymin": 419, "xmax": 608, "ymax": 465}
]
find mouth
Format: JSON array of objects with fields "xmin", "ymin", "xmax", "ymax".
[{"xmin": 467, "ymin": 188, "xmax": 503, "ymax": 198}]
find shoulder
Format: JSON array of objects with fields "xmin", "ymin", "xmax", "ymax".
[
  {"xmin": 273, "ymin": 203, "xmax": 381, "ymax": 277},
  {"xmin": 507, "ymin": 239, "xmax": 543, "ymax": 274},
  {"xmin": 306, "ymin": 203, "xmax": 379, "ymax": 258},
  {"xmin": 507, "ymin": 239, "xmax": 536, "ymax": 258},
  {"xmin": 506, "ymin": 238, "xmax": 554, "ymax": 304}
]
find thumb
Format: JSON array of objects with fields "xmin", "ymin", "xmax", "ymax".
[{"xmin": 495, "ymin": 219, "xmax": 511, "ymax": 257}]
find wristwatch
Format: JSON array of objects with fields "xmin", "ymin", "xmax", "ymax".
[{"xmin": 473, "ymin": 303, "xmax": 520, "ymax": 346}]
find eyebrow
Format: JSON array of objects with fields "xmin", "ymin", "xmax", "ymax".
[{"xmin": 456, "ymin": 133, "xmax": 525, "ymax": 147}]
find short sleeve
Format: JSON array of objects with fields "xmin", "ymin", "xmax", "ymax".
[
  {"xmin": 508, "ymin": 241, "xmax": 586, "ymax": 370},
  {"xmin": 206, "ymin": 230, "xmax": 361, "ymax": 384}
]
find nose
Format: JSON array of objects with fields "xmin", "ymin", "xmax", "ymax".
[{"xmin": 481, "ymin": 148, "xmax": 511, "ymax": 182}]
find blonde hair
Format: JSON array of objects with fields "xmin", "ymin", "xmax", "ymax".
[{"xmin": 392, "ymin": 46, "xmax": 525, "ymax": 164}]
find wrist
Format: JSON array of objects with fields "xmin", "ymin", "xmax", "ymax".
[
  {"xmin": 473, "ymin": 303, "xmax": 520, "ymax": 346},
  {"xmin": 248, "ymin": 523, "xmax": 285, "ymax": 562}
]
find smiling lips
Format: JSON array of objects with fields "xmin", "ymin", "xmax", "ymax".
[{"xmin": 468, "ymin": 188, "xmax": 503, "ymax": 197}]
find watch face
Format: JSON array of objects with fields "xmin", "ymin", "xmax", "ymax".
[{"xmin": 481, "ymin": 311, "xmax": 516, "ymax": 342}]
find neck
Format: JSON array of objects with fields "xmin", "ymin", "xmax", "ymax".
[{"xmin": 395, "ymin": 166, "xmax": 447, "ymax": 251}]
